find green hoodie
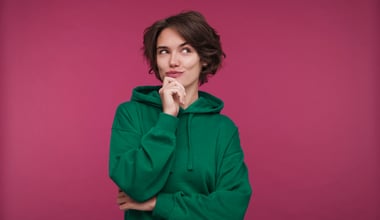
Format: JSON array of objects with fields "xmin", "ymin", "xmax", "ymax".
[{"xmin": 109, "ymin": 86, "xmax": 252, "ymax": 220}]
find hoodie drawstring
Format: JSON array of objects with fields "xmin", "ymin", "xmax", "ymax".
[{"xmin": 186, "ymin": 113, "xmax": 194, "ymax": 171}]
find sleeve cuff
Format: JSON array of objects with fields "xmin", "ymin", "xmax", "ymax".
[
  {"xmin": 152, "ymin": 193, "xmax": 175, "ymax": 219},
  {"xmin": 155, "ymin": 113, "xmax": 179, "ymax": 133}
]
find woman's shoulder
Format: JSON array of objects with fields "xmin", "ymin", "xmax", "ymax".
[
  {"xmin": 114, "ymin": 100, "xmax": 148, "ymax": 116},
  {"xmin": 116, "ymin": 100, "xmax": 138, "ymax": 111},
  {"xmin": 201, "ymin": 113, "xmax": 238, "ymax": 132},
  {"xmin": 220, "ymin": 114, "xmax": 239, "ymax": 131}
]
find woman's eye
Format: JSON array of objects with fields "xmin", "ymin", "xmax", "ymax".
[
  {"xmin": 158, "ymin": 49, "xmax": 168, "ymax": 54},
  {"xmin": 181, "ymin": 48, "xmax": 192, "ymax": 53}
]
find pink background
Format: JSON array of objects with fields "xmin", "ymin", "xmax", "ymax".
[{"xmin": 1, "ymin": 0, "xmax": 379, "ymax": 219}]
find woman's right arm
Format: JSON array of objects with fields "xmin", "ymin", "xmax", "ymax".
[{"xmin": 109, "ymin": 103, "xmax": 179, "ymax": 203}]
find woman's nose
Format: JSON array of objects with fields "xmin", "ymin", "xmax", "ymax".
[{"xmin": 169, "ymin": 53, "xmax": 179, "ymax": 67}]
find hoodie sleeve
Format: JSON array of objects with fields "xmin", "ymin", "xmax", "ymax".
[
  {"xmin": 152, "ymin": 129, "xmax": 252, "ymax": 220},
  {"xmin": 109, "ymin": 103, "xmax": 178, "ymax": 202}
]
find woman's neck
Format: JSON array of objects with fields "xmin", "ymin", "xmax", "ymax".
[{"xmin": 180, "ymin": 86, "xmax": 199, "ymax": 109}]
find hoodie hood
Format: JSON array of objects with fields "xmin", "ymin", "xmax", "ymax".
[
  {"xmin": 131, "ymin": 85, "xmax": 224, "ymax": 171},
  {"xmin": 131, "ymin": 86, "xmax": 224, "ymax": 114}
]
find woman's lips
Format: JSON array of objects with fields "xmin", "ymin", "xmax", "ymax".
[{"xmin": 166, "ymin": 71, "xmax": 182, "ymax": 78}]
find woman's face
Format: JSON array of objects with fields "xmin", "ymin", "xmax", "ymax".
[{"xmin": 156, "ymin": 27, "xmax": 203, "ymax": 91}]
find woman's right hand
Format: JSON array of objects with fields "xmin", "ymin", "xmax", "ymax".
[
  {"xmin": 117, "ymin": 189, "xmax": 156, "ymax": 211},
  {"xmin": 159, "ymin": 77, "xmax": 186, "ymax": 117}
]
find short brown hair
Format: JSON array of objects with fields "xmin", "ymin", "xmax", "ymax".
[{"xmin": 143, "ymin": 10, "xmax": 225, "ymax": 85}]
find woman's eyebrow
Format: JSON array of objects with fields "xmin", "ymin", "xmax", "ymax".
[
  {"xmin": 156, "ymin": 46, "xmax": 168, "ymax": 50},
  {"xmin": 179, "ymin": 42, "xmax": 189, "ymax": 47},
  {"xmin": 156, "ymin": 42, "xmax": 189, "ymax": 49}
]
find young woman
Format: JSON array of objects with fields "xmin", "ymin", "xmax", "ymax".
[{"xmin": 109, "ymin": 10, "xmax": 252, "ymax": 220}]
